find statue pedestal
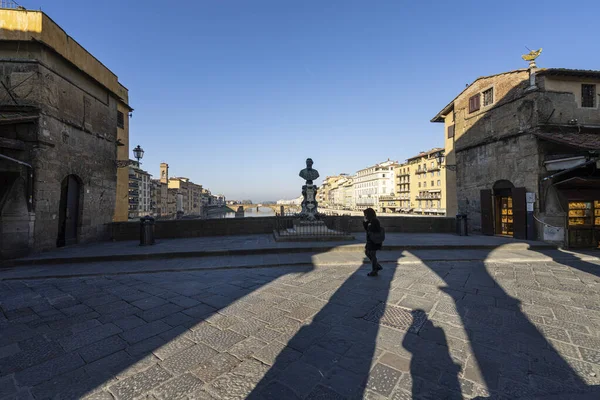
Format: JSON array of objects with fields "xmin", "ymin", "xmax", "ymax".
[{"xmin": 273, "ymin": 219, "xmax": 354, "ymax": 242}]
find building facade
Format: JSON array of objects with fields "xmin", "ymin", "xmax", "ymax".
[
  {"xmin": 0, "ymin": 8, "xmax": 131, "ymax": 258},
  {"xmin": 354, "ymin": 160, "xmax": 397, "ymax": 212},
  {"xmin": 127, "ymin": 162, "xmax": 151, "ymax": 219},
  {"xmin": 432, "ymin": 58, "xmax": 600, "ymax": 247}
]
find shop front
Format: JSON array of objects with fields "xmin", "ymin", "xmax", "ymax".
[{"xmin": 555, "ymin": 177, "xmax": 600, "ymax": 249}]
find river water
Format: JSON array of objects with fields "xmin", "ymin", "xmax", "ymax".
[{"xmin": 207, "ymin": 206, "xmax": 276, "ymax": 219}]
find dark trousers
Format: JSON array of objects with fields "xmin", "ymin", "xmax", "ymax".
[{"xmin": 365, "ymin": 249, "xmax": 379, "ymax": 271}]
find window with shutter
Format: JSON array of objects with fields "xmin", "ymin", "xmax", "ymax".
[
  {"xmin": 447, "ymin": 124, "xmax": 455, "ymax": 138},
  {"xmin": 469, "ymin": 94, "xmax": 481, "ymax": 113},
  {"xmin": 582, "ymin": 84, "xmax": 596, "ymax": 108}
]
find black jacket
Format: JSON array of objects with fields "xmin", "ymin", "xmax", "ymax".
[{"xmin": 363, "ymin": 218, "xmax": 382, "ymax": 251}]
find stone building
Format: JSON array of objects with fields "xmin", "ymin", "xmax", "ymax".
[
  {"xmin": 432, "ymin": 57, "xmax": 600, "ymax": 247},
  {"xmin": 380, "ymin": 149, "xmax": 446, "ymax": 215},
  {"xmin": 354, "ymin": 160, "xmax": 397, "ymax": 212},
  {"xmin": 0, "ymin": 8, "xmax": 131, "ymax": 258},
  {"xmin": 127, "ymin": 162, "xmax": 151, "ymax": 219},
  {"xmin": 167, "ymin": 176, "xmax": 203, "ymax": 217}
]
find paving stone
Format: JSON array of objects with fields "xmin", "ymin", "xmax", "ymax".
[
  {"xmin": 116, "ymin": 354, "xmax": 161, "ymax": 379},
  {"xmin": 162, "ymin": 343, "xmax": 218, "ymax": 374},
  {"xmin": 206, "ymin": 372, "xmax": 257, "ymax": 400},
  {"xmin": 0, "ymin": 343, "xmax": 21, "ymax": 360},
  {"xmin": 138, "ymin": 303, "xmax": 184, "ymax": 323},
  {"xmin": 305, "ymin": 385, "xmax": 346, "ymax": 400},
  {"xmin": 301, "ymin": 345, "xmax": 340, "ymax": 372},
  {"xmin": 82, "ymin": 294, "xmax": 120, "ymax": 307},
  {"xmin": 287, "ymin": 305, "xmax": 319, "ymax": 322},
  {"xmin": 0, "ymin": 375, "xmax": 18, "ymax": 399},
  {"xmin": 187, "ymin": 388, "xmax": 220, "ymax": 400},
  {"xmin": 169, "ymin": 296, "xmax": 201, "ymax": 308},
  {"xmin": 15, "ymin": 351, "xmax": 85, "ymax": 387},
  {"xmin": 365, "ymin": 363, "xmax": 402, "ymax": 396},
  {"xmin": 114, "ymin": 315, "xmax": 147, "ymax": 331},
  {"xmin": 251, "ymin": 327, "xmax": 283, "ymax": 342},
  {"xmin": 126, "ymin": 335, "xmax": 166, "ymax": 357},
  {"xmin": 277, "ymin": 360, "xmax": 322, "ymax": 398},
  {"xmin": 229, "ymin": 337, "xmax": 268, "ymax": 360},
  {"xmin": 323, "ymin": 366, "xmax": 365, "ymax": 398},
  {"xmin": 47, "ymin": 311, "xmax": 100, "ymax": 331},
  {"xmin": 58, "ymin": 323, "xmax": 122, "ymax": 351},
  {"xmin": 93, "ymin": 300, "xmax": 132, "ymax": 315},
  {"xmin": 152, "ymin": 373, "xmax": 204, "ymax": 400},
  {"xmin": 253, "ymin": 341, "xmax": 302, "ymax": 368},
  {"xmin": 187, "ymin": 324, "xmax": 245, "ymax": 351},
  {"xmin": 0, "ymin": 335, "xmax": 65, "ymax": 374},
  {"xmin": 193, "ymin": 352, "xmax": 241, "ymax": 383},
  {"xmin": 29, "ymin": 366, "xmax": 89, "ymax": 400},
  {"xmin": 570, "ymin": 332, "xmax": 600, "ymax": 350},
  {"xmin": 70, "ymin": 319, "xmax": 102, "ymax": 334},
  {"xmin": 160, "ymin": 312, "xmax": 195, "ymax": 327},
  {"xmin": 120, "ymin": 321, "xmax": 171, "ymax": 344},
  {"xmin": 109, "ymin": 364, "xmax": 172, "ymax": 400},
  {"xmin": 61, "ymin": 304, "xmax": 94, "ymax": 316},
  {"xmin": 258, "ymin": 380, "xmax": 301, "ymax": 400},
  {"xmin": 378, "ymin": 352, "xmax": 410, "ymax": 372},
  {"xmin": 228, "ymin": 318, "xmax": 265, "ymax": 336},
  {"xmin": 78, "ymin": 334, "xmax": 128, "ymax": 363},
  {"xmin": 579, "ymin": 347, "xmax": 600, "ymax": 365},
  {"xmin": 84, "ymin": 350, "xmax": 135, "ymax": 379},
  {"xmin": 131, "ymin": 296, "xmax": 169, "ymax": 311},
  {"xmin": 97, "ymin": 306, "xmax": 141, "ymax": 324},
  {"xmin": 153, "ymin": 336, "xmax": 194, "ymax": 360},
  {"xmin": 182, "ymin": 303, "xmax": 217, "ymax": 318}
]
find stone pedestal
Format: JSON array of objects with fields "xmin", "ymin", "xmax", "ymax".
[{"xmin": 273, "ymin": 219, "xmax": 354, "ymax": 242}]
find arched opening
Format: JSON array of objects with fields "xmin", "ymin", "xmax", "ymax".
[
  {"xmin": 492, "ymin": 180, "xmax": 515, "ymax": 236},
  {"xmin": 57, "ymin": 174, "xmax": 83, "ymax": 247}
]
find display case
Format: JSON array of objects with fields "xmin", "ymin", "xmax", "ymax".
[
  {"xmin": 500, "ymin": 197, "xmax": 513, "ymax": 236},
  {"xmin": 568, "ymin": 202, "xmax": 592, "ymax": 227}
]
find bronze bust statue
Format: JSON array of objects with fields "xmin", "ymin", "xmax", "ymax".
[{"xmin": 299, "ymin": 158, "xmax": 320, "ymax": 184}]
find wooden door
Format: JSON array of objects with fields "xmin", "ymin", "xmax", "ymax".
[
  {"xmin": 512, "ymin": 187, "xmax": 527, "ymax": 239},
  {"xmin": 480, "ymin": 189, "xmax": 493, "ymax": 235}
]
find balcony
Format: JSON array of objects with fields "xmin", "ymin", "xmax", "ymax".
[
  {"xmin": 415, "ymin": 194, "xmax": 442, "ymax": 200},
  {"xmin": 128, "ymin": 174, "xmax": 142, "ymax": 181},
  {"xmin": 415, "ymin": 169, "xmax": 428, "ymax": 175}
]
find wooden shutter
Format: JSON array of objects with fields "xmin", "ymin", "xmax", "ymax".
[
  {"xmin": 447, "ymin": 124, "xmax": 455, "ymax": 138},
  {"xmin": 512, "ymin": 187, "xmax": 527, "ymax": 239},
  {"xmin": 480, "ymin": 189, "xmax": 493, "ymax": 235},
  {"xmin": 469, "ymin": 94, "xmax": 481, "ymax": 113}
]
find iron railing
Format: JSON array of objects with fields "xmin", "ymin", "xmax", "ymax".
[
  {"xmin": 1, "ymin": 0, "xmax": 22, "ymax": 9},
  {"xmin": 274, "ymin": 213, "xmax": 352, "ymax": 238}
]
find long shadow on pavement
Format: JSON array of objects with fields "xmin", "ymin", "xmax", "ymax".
[
  {"xmin": 0, "ymin": 261, "xmax": 318, "ymax": 399},
  {"xmin": 246, "ymin": 255, "xmax": 399, "ymax": 399},
  {"xmin": 415, "ymin": 245, "xmax": 600, "ymax": 399}
]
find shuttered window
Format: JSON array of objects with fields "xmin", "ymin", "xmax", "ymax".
[
  {"xmin": 582, "ymin": 84, "xmax": 596, "ymax": 108},
  {"xmin": 117, "ymin": 111, "xmax": 125, "ymax": 129},
  {"xmin": 447, "ymin": 124, "xmax": 455, "ymax": 138},
  {"xmin": 469, "ymin": 94, "xmax": 481, "ymax": 113}
]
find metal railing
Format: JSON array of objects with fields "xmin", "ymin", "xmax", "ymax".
[
  {"xmin": 274, "ymin": 213, "xmax": 352, "ymax": 238},
  {"xmin": 1, "ymin": 0, "xmax": 22, "ymax": 9}
]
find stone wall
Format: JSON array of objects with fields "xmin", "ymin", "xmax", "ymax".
[
  {"xmin": 456, "ymin": 134, "xmax": 541, "ymax": 234},
  {"xmin": 108, "ymin": 216, "xmax": 456, "ymax": 241},
  {"xmin": 1, "ymin": 42, "xmax": 120, "ymax": 256}
]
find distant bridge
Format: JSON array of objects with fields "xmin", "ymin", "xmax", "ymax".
[{"xmin": 227, "ymin": 204, "xmax": 301, "ymax": 213}]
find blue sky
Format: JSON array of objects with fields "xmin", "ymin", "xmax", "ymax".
[{"xmin": 21, "ymin": 0, "xmax": 600, "ymax": 202}]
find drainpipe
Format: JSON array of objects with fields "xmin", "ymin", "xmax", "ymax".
[{"xmin": 0, "ymin": 153, "xmax": 34, "ymax": 212}]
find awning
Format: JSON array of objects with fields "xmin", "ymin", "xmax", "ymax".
[
  {"xmin": 428, "ymin": 189, "xmax": 442, "ymax": 193},
  {"xmin": 554, "ymin": 176, "xmax": 600, "ymax": 189},
  {"xmin": 535, "ymin": 131, "xmax": 600, "ymax": 151}
]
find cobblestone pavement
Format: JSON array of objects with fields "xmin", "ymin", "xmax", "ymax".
[{"xmin": 1, "ymin": 252, "xmax": 600, "ymax": 399}]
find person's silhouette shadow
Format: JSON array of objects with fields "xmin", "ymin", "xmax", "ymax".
[{"xmin": 403, "ymin": 309, "xmax": 463, "ymax": 399}]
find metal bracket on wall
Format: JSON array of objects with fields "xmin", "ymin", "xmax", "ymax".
[{"xmin": 116, "ymin": 160, "xmax": 135, "ymax": 168}]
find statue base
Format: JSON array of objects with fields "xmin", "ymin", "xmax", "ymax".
[{"xmin": 273, "ymin": 219, "xmax": 355, "ymax": 242}]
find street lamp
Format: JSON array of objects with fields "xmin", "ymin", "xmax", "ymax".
[
  {"xmin": 133, "ymin": 145, "xmax": 144, "ymax": 163},
  {"xmin": 436, "ymin": 153, "xmax": 457, "ymax": 172}
]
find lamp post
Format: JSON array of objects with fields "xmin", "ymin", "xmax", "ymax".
[
  {"xmin": 437, "ymin": 153, "xmax": 456, "ymax": 172},
  {"xmin": 133, "ymin": 145, "xmax": 144, "ymax": 164}
]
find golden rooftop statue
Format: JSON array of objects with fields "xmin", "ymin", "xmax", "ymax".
[{"xmin": 522, "ymin": 48, "xmax": 542, "ymax": 68}]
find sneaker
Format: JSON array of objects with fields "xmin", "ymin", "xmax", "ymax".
[{"xmin": 367, "ymin": 271, "xmax": 378, "ymax": 277}]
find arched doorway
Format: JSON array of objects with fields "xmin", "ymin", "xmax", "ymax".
[
  {"xmin": 57, "ymin": 174, "xmax": 82, "ymax": 247},
  {"xmin": 493, "ymin": 180, "xmax": 515, "ymax": 236}
]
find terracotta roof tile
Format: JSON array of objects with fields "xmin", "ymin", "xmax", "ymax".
[{"xmin": 535, "ymin": 130, "xmax": 600, "ymax": 151}]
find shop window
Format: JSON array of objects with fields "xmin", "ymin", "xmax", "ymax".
[{"xmin": 568, "ymin": 202, "xmax": 592, "ymax": 226}]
